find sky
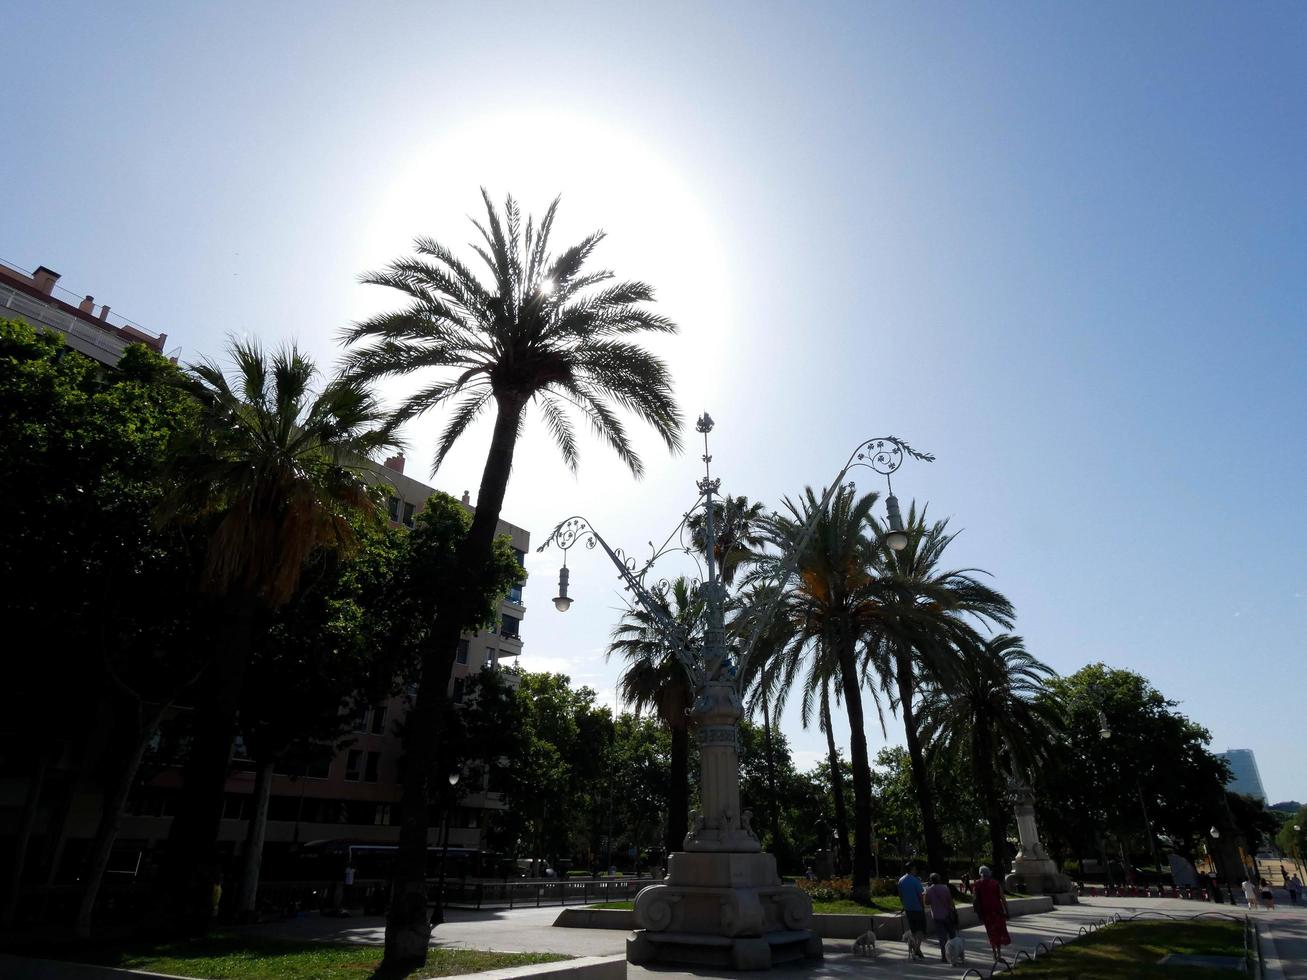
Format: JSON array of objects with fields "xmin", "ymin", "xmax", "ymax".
[{"xmin": 5, "ymin": 2, "xmax": 1305, "ymax": 802}]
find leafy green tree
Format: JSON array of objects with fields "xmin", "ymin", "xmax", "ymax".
[
  {"xmin": 1037, "ymin": 665, "xmax": 1230, "ymax": 876},
  {"xmin": 153, "ymin": 341, "xmax": 396, "ymax": 932},
  {"xmin": 340, "ymin": 191, "xmax": 683, "ymax": 967},
  {"xmin": 0, "ymin": 320, "xmax": 208, "ymax": 931},
  {"xmin": 918, "ymin": 634, "xmax": 1062, "ymax": 871},
  {"xmin": 608, "ymin": 577, "xmax": 703, "ymax": 853},
  {"xmin": 868, "ymin": 504, "xmax": 1013, "ymax": 877},
  {"xmin": 234, "ymin": 521, "xmax": 411, "ymax": 918}
]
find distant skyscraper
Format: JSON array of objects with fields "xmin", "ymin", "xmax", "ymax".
[{"xmin": 1219, "ymin": 749, "xmax": 1267, "ymax": 802}]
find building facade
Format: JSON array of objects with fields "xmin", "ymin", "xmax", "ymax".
[
  {"xmin": 0, "ymin": 258, "xmax": 169, "ymax": 366},
  {"xmin": 1218, "ymin": 749, "xmax": 1267, "ymax": 802},
  {"xmin": 116, "ymin": 458, "xmax": 530, "ymax": 873}
]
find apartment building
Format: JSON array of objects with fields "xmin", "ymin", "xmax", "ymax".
[
  {"xmin": 0, "ymin": 258, "xmax": 170, "ymax": 366},
  {"xmin": 115, "ymin": 458, "xmax": 530, "ymax": 876}
]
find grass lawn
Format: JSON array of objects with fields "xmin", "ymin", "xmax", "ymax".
[
  {"xmin": 587, "ymin": 897, "xmax": 904, "ymax": 914},
  {"xmin": 1009, "ymin": 919, "xmax": 1246, "ymax": 979},
  {"xmin": 11, "ymin": 932, "xmax": 569, "ymax": 980}
]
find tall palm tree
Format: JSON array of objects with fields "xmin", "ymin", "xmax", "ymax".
[
  {"xmin": 688, "ymin": 495, "xmax": 768, "ymax": 586},
  {"xmin": 868, "ymin": 504, "xmax": 1014, "ymax": 878},
  {"xmin": 919, "ymin": 634, "xmax": 1062, "ymax": 872},
  {"xmin": 156, "ymin": 341, "xmax": 395, "ymax": 932},
  {"xmin": 607, "ymin": 577, "xmax": 704, "ymax": 854},
  {"xmin": 752, "ymin": 485, "xmax": 892, "ymax": 899},
  {"xmin": 341, "ymin": 191, "xmax": 682, "ymax": 966}
]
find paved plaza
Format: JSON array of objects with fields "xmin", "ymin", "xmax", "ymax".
[{"xmin": 241, "ymin": 891, "xmax": 1307, "ymax": 978}]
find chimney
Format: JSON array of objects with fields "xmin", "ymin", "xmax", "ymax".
[
  {"xmin": 98, "ymin": 305, "xmax": 111, "ymax": 321},
  {"xmin": 461, "ymin": 490, "xmax": 471, "ymax": 505},
  {"xmin": 32, "ymin": 266, "xmax": 60, "ymax": 295},
  {"xmin": 78, "ymin": 295, "xmax": 95, "ymax": 313},
  {"xmin": 383, "ymin": 454, "xmax": 405, "ymax": 475}
]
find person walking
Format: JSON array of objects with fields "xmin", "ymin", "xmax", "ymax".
[
  {"xmin": 1241, "ymin": 878, "xmax": 1258, "ymax": 910},
  {"xmin": 925, "ymin": 872, "xmax": 958, "ymax": 963},
  {"xmin": 897, "ymin": 862, "xmax": 927, "ymax": 961},
  {"xmin": 1259, "ymin": 878, "xmax": 1276, "ymax": 911},
  {"xmin": 1289, "ymin": 874, "xmax": 1301, "ymax": 905},
  {"xmin": 960, "ymin": 870, "xmax": 972, "ymax": 895},
  {"xmin": 972, "ymin": 866, "xmax": 1011, "ymax": 962}
]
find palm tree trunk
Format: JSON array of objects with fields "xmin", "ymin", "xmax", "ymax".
[
  {"xmin": 970, "ymin": 724, "xmax": 1008, "ymax": 874},
  {"xmin": 894, "ymin": 648, "xmax": 947, "ymax": 875},
  {"xmin": 385, "ymin": 394, "xmax": 526, "ymax": 970},
  {"xmin": 820, "ymin": 687, "xmax": 851, "ymax": 875},
  {"xmin": 835, "ymin": 638, "xmax": 875, "ymax": 900},
  {"xmin": 75, "ymin": 714, "xmax": 158, "ymax": 940},
  {"xmin": 235, "ymin": 758, "xmax": 275, "ymax": 919},
  {"xmin": 667, "ymin": 724, "xmax": 689, "ymax": 853},
  {"xmin": 760, "ymin": 694, "xmax": 785, "ymax": 857},
  {"xmin": 2, "ymin": 749, "xmax": 51, "ymax": 928},
  {"xmin": 156, "ymin": 594, "xmax": 257, "ymax": 935}
]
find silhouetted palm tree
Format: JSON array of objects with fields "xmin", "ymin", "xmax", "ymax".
[
  {"xmin": 752, "ymin": 485, "xmax": 893, "ymax": 899},
  {"xmin": 868, "ymin": 504, "xmax": 1014, "ymax": 878},
  {"xmin": 919, "ymin": 634, "xmax": 1062, "ymax": 871},
  {"xmin": 608, "ymin": 577, "xmax": 704, "ymax": 854},
  {"xmin": 688, "ymin": 495, "xmax": 768, "ymax": 586},
  {"xmin": 156, "ymin": 341, "xmax": 394, "ymax": 932},
  {"xmin": 341, "ymin": 191, "xmax": 682, "ymax": 966}
]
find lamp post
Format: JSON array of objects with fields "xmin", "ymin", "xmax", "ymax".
[
  {"xmin": 1294, "ymin": 825, "xmax": 1304, "ymax": 882},
  {"xmin": 431, "ymin": 770, "xmax": 460, "ymax": 927},
  {"xmin": 539, "ymin": 417, "xmax": 929, "ymax": 969}
]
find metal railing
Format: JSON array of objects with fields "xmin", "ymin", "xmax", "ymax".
[{"xmin": 440, "ymin": 876, "xmax": 657, "ymax": 910}]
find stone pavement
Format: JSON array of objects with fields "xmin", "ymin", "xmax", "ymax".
[{"xmin": 241, "ymin": 892, "xmax": 1307, "ymax": 977}]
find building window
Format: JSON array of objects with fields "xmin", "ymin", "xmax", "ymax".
[
  {"xmin": 514, "ymin": 549, "xmax": 526, "ymax": 569},
  {"xmin": 452, "ymin": 677, "xmax": 466, "ymax": 703},
  {"xmin": 387, "ymin": 496, "xmax": 400, "ymax": 522},
  {"xmin": 352, "ymin": 704, "xmax": 370, "ymax": 733},
  {"xmin": 501, "ymin": 614, "xmax": 520, "ymax": 639},
  {"xmin": 402, "ymin": 501, "xmax": 415, "ymax": 527},
  {"xmin": 307, "ymin": 755, "xmax": 332, "ymax": 779},
  {"xmin": 375, "ymin": 804, "xmax": 392, "ymax": 826},
  {"xmin": 487, "ymin": 647, "xmax": 498, "ymax": 668},
  {"xmin": 364, "ymin": 751, "xmax": 380, "ymax": 783},
  {"xmin": 370, "ymin": 705, "xmax": 388, "ymax": 736},
  {"xmin": 456, "ymin": 639, "xmax": 469, "ymax": 665},
  {"xmin": 345, "ymin": 749, "xmax": 363, "ymax": 781},
  {"xmin": 508, "ymin": 584, "xmax": 523, "ymax": 604}
]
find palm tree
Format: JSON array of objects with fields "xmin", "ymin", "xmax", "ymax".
[
  {"xmin": 341, "ymin": 191, "xmax": 682, "ymax": 966},
  {"xmin": 868, "ymin": 504, "xmax": 1014, "ymax": 878},
  {"xmin": 688, "ymin": 495, "xmax": 768, "ymax": 586},
  {"xmin": 919, "ymin": 634, "xmax": 1062, "ymax": 872},
  {"xmin": 752, "ymin": 485, "xmax": 893, "ymax": 899},
  {"xmin": 155, "ymin": 340, "xmax": 395, "ymax": 932},
  {"xmin": 607, "ymin": 577, "xmax": 704, "ymax": 854}
]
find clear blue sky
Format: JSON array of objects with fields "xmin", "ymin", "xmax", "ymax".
[{"xmin": 5, "ymin": 2, "xmax": 1304, "ymax": 801}]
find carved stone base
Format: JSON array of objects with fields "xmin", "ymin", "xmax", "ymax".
[
  {"xmin": 626, "ymin": 851, "xmax": 822, "ymax": 970},
  {"xmin": 1005, "ymin": 857, "xmax": 1076, "ymax": 897}
]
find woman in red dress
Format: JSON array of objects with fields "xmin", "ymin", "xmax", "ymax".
[{"xmin": 972, "ymin": 866, "xmax": 1011, "ymax": 961}]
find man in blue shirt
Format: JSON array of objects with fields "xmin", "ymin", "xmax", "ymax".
[{"xmin": 898, "ymin": 863, "xmax": 927, "ymax": 961}]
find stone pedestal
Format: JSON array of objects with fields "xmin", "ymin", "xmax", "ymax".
[
  {"xmin": 625, "ymin": 680, "xmax": 821, "ymax": 969},
  {"xmin": 1004, "ymin": 792, "xmax": 1076, "ymax": 902},
  {"xmin": 626, "ymin": 851, "xmax": 822, "ymax": 969}
]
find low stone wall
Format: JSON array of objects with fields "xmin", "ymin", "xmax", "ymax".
[
  {"xmin": 554, "ymin": 908, "xmax": 637, "ymax": 930},
  {"xmin": 555, "ymin": 895, "xmax": 1056, "ymax": 942},
  {"xmin": 814, "ymin": 895, "xmax": 1056, "ymax": 941}
]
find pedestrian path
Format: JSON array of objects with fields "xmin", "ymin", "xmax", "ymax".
[{"xmin": 242, "ymin": 893, "xmax": 1307, "ymax": 976}]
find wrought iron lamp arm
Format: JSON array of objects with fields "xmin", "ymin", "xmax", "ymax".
[
  {"xmin": 734, "ymin": 435, "xmax": 933, "ymax": 680},
  {"xmin": 538, "ymin": 512, "xmax": 706, "ymax": 686}
]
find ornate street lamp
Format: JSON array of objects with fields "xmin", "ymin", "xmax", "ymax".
[{"xmin": 539, "ymin": 416, "xmax": 930, "ymax": 969}]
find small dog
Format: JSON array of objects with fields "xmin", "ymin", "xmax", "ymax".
[{"xmin": 853, "ymin": 930, "xmax": 877, "ymax": 957}]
